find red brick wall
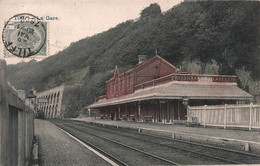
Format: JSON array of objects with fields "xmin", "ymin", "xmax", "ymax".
[
  {"xmin": 134, "ymin": 57, "xmax": 176, "ymax": 86},
  {"xmin": 106, "ymin": 71, "xmax": 134, "ymax": 98},
  {"xmin": 105, "ymin": 56, "xmax": 176, "ymax": 99}
]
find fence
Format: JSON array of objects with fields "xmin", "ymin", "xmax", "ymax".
[
  {"xmin": 187, "ymin": 103, "xmax": 260, "ymax": 130},
  {"xmin": 0, "ymin": 59, "xmax": 35, "ymax": 166}
]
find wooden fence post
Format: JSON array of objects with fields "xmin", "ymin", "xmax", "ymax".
[
  {"xmin": 224, "ymin": 104, "xmax": 227, "ymax": 129},
  {"xmin": 249, "ymin": 103, "xmax": 253, "ymax": 131},
  {"xmin": 203, "ymin": 105, "xmax": 207, "ymax": 127}
]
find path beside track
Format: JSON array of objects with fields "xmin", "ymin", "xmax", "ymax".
[{"xmin": 35, "ymin": 119, "xmax": 109, "ymax": 166}]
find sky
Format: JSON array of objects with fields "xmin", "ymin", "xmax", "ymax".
[{"xmin": 0, "ymin": 0, "xmax": 181, "ymax": 64}]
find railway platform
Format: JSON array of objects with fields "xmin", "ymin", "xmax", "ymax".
[
  {"xmin": 35, "ymin": 119, "xmax": 109, "ymax": 166},
  {"xmin": 71, "ymin": 117, "xmax": 260, "ymax": 154}
]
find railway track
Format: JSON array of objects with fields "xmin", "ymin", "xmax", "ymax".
[
  {"xmin": 49, "ymin": 120, "xmax": 260, "ymax": 165},
  {"xmin": 67, "ymin": 120, "xmax": 260, "ymax": 165},
  {"xmin": 78, "ymin": 122, "xmax": 260, "ymax": 164},
  {"xmin": 58, "ymin": 126, "xmax": 128, "ymax": 166},
  {"xmin": 50, "ymin": 120, "xmax": 231, "ymax": 165},
  {"xmin": 55, "ymin": 122, "xmax": 181, "ymax": 165},
  {"xmin": 72, "ymin": 123, "xmax": 241, "ymax": 164}
]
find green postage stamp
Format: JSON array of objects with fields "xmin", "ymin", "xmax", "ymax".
[{"xmin": 2, "ymin": 13, "xmax": 48, "ymax": 58}]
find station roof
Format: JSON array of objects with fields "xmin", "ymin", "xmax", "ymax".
[{"xmin": 87, "ymin": 81, "xmax": 253, "ymax": 109}]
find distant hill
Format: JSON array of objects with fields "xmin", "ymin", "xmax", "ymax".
[{"xmin": 6, "ymin": 1, "xmax": 260, "ymax": 117}]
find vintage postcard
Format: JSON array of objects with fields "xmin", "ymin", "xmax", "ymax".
[{"xmin": 1, "ymin": 0, "xmax": 260, "ymax": 166}]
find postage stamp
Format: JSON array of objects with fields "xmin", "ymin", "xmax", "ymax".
[{"xmin": 2, "ymin": 13, "xmax": 47, "ymax": 58}]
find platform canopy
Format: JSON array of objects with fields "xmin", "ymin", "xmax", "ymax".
[{"xmin": 87, "ymin": 82, "xmax": 253, "ymax": 109}]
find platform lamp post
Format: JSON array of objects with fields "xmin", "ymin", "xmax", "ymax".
[
  {"xmin": 26, "ymin": 89, "xmax": 36, "ymax": 136},
  {"xmin": 27, "ymin": 90, "xmax": 36, "ymax": 111}
]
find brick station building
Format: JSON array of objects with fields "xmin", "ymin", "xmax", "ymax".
[{"xmin": 87, "ymin": 55, "xmax": 253, "ymax": 123}]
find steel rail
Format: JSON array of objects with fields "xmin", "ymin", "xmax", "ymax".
[
  {"xmin": 82, "ymin": 121, "xmax": 260, "ymax": 158},
  {"xmin": 55, "ymin": 124, "xmax": 128, "ymax": 166},
  {"xmin": 62, "ymin": 123, "xmax": 180, "ymax": 165},
  {"xmin": 73, "ymin": 122, "xmax": 260, "ymax": 164}
]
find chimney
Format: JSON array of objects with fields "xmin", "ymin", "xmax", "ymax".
[{"xmin": 138, "ymin": 55, "xmax": 148, "ymax": 64}]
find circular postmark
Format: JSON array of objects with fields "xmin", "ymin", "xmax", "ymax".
[{"xmin": 2, "ymin": 13, "xmax": 46, "ymax": 57}]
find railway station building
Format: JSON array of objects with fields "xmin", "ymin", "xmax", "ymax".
[{"xmin": 87, "ymin": 55, "xmax": 253, "ymax": 123}]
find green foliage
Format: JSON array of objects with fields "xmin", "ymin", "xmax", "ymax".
[
  {"xmin": 236, "ymin": 67, "xmax": 260, "ymax": 95},
  {"xmin": 6, "ymin": 1, "xmax": 260, "ymax": 116},
  {"xmin": 181, "ymin": 60, "xmax": 201, "ymax": 74},
  {"xmin": 181, "ymin": 59, "xmax": 219, "ymax": 75},
  {"xmin": 140, "ymin": 3, "xmax": 162, "ymax": 20},
  {"xmin": 204, "ymin": 60, "xmax": 219, "ymax": 75}
]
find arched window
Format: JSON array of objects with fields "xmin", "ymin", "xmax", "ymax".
[
  {"xmin": 48, "ymin": 94, "xmax": 51, "ymax": 104},
  {"xmin": 112, "ymin": 83, "xmax": 114, "ymax": 93},
  {"xmin": 107, "ymin": 85, "xmax": 110, "ymax": 97},
  {"xmin": 52, "ymin": 105, "xmax": 55, "ymax": 118},
  {"xmin": 120, "ymin": 79, "xmax": 123, "ymax": 91},
  {"xmin": 54, "ymin": 93, "xmax": 56, "ymax": 103},
  {"xmin": 50, "ymin": 94, "xmax": 53, "ymax": 104},
  {"xmin": 49, "ymin": 107, "xmax": 51, "ymax": 118},
  {"xmin": 45, "ymin": 106, "xmax": 48, "ymax": 116},
  {"xmin": 55, "ymin": 105, "xmax": 58, "ymax": 117},
  {"xmin": 57, "ymin": 92, "xmax": 60, "ymax": 103}
]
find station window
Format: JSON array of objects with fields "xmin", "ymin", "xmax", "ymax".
[
  {"xmin": 112, "ymin": 83, "xmax": 114, "ymax": 93},
  {"xmin": 128, "ymin": 77, "xmax": 131, "ymax": 89},
  {"xmin": 57, "ymin": 93, "xmax": 59, "ymax": 103},
  {"xmin": 119, "ymin": 80, "xmax": 122, "ymax": 91}
]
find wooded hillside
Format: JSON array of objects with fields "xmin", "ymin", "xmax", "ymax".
[{"xmin": 6, "ymin": 1, "xmax": 260, "ymax": 117}]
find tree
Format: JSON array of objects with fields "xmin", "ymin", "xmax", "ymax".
[
  {"xmin": 181, "ymin": 60, "xmax": 201, "ymax": 74},
  {"xmin": 140, "ymin": 3, "xmax": 161, "ymax": 20},
  {"xmin": 204, "ymin": 60, "xmax": 219, "ymax": 75}
]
